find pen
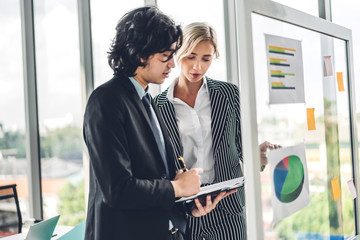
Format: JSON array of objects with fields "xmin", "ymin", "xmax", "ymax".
[{"xmin": 178, "ymin": 156, "xmax": 187, "ymax": 172}]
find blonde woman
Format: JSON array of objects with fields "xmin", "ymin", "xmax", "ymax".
[{"xmin": 155, "ymin": 22, "xmax": 280, "ymax": 239}]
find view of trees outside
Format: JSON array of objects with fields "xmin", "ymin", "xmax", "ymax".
[
  {"xmin": 57, "ymin": 180, "xmax": 85, "ymax": 226},
  {"xmin": 0, "ymin": 0, "xmax": 84, "ymax": 226},
  {"xmin": 0, "ymin": 0, "xmax": 30, "ymax": 223},
  {"xmin": 0, "ymin": 124, "xmax": 84, "ymax": 226},
  {"xmin": 32, "ymin": 0, "xmax": 84, "ymax": 223}
]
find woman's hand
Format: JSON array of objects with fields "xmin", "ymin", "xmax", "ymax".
[
  {"xmin": 259, "ymin": 141, "xmax": 282, "ymax": 166},
  {"xmin": 190, "ymin": 189, "xmax": 237, "ymax": 217}
]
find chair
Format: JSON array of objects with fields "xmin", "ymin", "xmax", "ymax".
[{"xmin": 0, "ymin": 184, "xmax": 22, "ymax": 236}]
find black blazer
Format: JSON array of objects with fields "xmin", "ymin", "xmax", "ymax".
[{"xmin": 83, "ymin": 74, "xmax": 184, "ymax": 240}]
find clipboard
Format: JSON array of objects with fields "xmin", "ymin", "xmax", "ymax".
[{"xmin": 175, "ymin": 177, "xmax": 245, "ymax": 203}]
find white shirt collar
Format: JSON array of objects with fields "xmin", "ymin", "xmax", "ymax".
[{"xmin": 167, "ymin": 76, "xmax": 209, "ymax": 102}]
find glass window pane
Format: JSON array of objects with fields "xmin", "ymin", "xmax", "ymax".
[
  {"xmin": 33, "ymin": 0, "xmax": 84, "ymax": 225},
  {"xmin": 252, "ymin": 13, "xmax": 355, "ymax": 239},
  {"xmin": 331, "ymin": 0, "xmax": 360, "ymax": 187},
  {"xmin": 334, "ymin": 38, "xmax": 354, "ymax": 236},
  {"xmin": 0, "ymin": 0, "xmax": 30, "ymax": 222},
  {"xmin": 272, "ymin": 0, "xmax": 319, "ymax": 16},
  {"xmin": 157, "ymin": 0, "xmax": 227, "ymax": 90},
  {"xmin": 91, "ymin": 0, "xmax": 144, "ymax": 88}
]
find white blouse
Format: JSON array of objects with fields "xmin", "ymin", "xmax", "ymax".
[{"xmin": 167, "ymin": 77, "xmax": 215, "ymax": 184}]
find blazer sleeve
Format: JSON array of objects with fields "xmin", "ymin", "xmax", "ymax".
[
  {"xmin": 233, "ymin": 86, "xmax": 243, "ymax": 163},
  {"xmin": 83, "ymin": 91, "xmax": 175, "ymax": 210}
]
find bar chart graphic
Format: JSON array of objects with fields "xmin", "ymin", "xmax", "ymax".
[
  {"xmin": 265, "ymin": 34, "xmax": 305, "ymax": 104},
  {"xmin": 271, "ymin": 82, "xmax": 295, "ymax": 89},
  {"xmin": 270, "ymin": 70, "xmax": 296, "ymax": 89},
  {"xmin": 269, "ymin": 58, "xmax": 290, "ymax": 67},
  {"xmin": 269, "ymin": 45, "xmax": 296, "ymax": 56},
  {"xmin": 270, "ymin": 70, "xmax": 295, "ymax": 78}
]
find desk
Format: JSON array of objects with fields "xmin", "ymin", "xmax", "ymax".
[{"xmin": 0, "ymin": 225, "xmax": 73, "ymax": 240}]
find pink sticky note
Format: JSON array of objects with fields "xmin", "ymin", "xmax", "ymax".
[
  {"xmin": 347, "ymin": 179, "xmax": 357, "ymax": 199},
  {"xmin": 324, "ymin": 56, "xmax": 333, "ymax": 77}
]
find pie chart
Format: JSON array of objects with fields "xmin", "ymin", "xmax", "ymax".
[{"xmin": 274, "ymin": 155, "xmax": 304, "ymax": 203}]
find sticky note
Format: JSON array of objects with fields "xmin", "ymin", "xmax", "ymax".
[
  {"xmin": 324, "ymin": 56, "xmax": 333, "ymax": 76},
  {"xmin": 337, "ymin": 72, "xmax": 345, "ymax": 91},
  {"xmin": 347, "ymin": 179, "xmax": 357, "ymax": 199},
  {"xmin": 331, "ymin": 177, "xmax": 341, "ymax": 201},
  {"xmin": 307, "ymin": 108, "xmax": 316, "ymax": 130}
]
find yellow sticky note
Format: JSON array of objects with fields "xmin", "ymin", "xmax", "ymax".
[
  {"xmin": 331, "ymin": 177, "xmax": 341, "ymax": 201},
  {"xmin": 307, "ymin": 108, "xmax": 316, "ymax": 130},
  {"xmin": 337, "ymin": 72, "xmax": 345, "ymax": 92}
]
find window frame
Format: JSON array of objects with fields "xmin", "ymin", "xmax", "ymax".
[{"xmin": 235, "ymin": 0, "xmax": 359, "ymax": 238}]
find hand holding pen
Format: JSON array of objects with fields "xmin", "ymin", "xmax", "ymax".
[
  {"xmin": 171, "ymin": 156, "xmax": 203, "ymax": 197},
  {"xmin": 178, "ymin": 156, "xmax": 187, "ymax": 172}
]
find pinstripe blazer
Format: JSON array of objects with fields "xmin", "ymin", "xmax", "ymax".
[{"xmin": 154, "ymin": 77, "xmax": 245, "ymax": 215}]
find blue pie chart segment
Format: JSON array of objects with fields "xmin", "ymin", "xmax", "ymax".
[{"xmin": 274, "ymin": 155, "xmax": 304, "ymax": 203}]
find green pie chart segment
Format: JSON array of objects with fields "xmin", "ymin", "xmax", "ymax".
[{"xmin": 274, "ymin": 155, "xmax": 304, "ymax": 203}]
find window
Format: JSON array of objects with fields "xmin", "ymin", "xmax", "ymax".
[
  {"xmin": 33, "ymin": 0, "xmax": 84, "ymax": 225},
  {"xmin": 0, "ymin": 0, "xmax": 29, "ymax": 220},
  {"xmin": 331, "ymin": 0, "xmax": 360, "ymax": 177},
  {"xmin": 252, "ymin": 13, "xmax": 355, "ymax": 239},
  {"xmin": 91, "ymin": 0, "xmax": 144, "ymax": 87}
]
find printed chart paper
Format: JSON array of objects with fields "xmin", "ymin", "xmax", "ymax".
[
  {"xmin": 268, "ymin": 143, "xmax": 309, "ymax": 225},
  {"xmin": 265, "ymin": 34, "xmax": 305, "ymax": 104}
]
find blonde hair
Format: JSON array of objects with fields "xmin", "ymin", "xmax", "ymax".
[{"xmin": 176, "ymin": 22, "xmax": 219, "ymax": 64}]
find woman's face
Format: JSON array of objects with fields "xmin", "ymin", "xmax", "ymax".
[{"xmin": 180, "ymin": 40, "xmax": 214, "ymax": 83}]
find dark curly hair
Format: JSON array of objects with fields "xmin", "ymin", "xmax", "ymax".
[{"xmin": 108, "ymin": 6, "xmax": 182, "ymax": 77}]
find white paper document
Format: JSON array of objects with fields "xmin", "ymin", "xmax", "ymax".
[
  {"xmin": 175, "ymin": 177, "xmax": 244, "ymax": 203},
  {"xmin": 268, "ymin": 143, "xmax": 309, "ymax": 226},
  {"xmin": 265, "ymin": 34, "xmax": 305, "ymax": 104}
]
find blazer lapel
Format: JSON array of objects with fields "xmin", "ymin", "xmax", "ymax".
[
  {"xmin": 161, "ymin": 101, "xmax": 183, "ymax": 159},
  {"xmin": 152, "ymin": 99, "xmax": 177, "ymax": 177},
  {"xmin": 208, "ymin": 79, "xmax": 230, "ymax": 156},
  {"xmin": 155, "ymin": 91, "xmax": 184, "ymax": 171},
  {"xmin": 124, "ymin": 79, "xmax": 154, "ymax": 131},
  {"xmin": 121, "ymin": 76, "xmax": 169, "ymax": 174}
]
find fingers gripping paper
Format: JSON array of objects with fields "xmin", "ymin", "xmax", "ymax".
[{"xmin": 268, "ymin": 143, "xmax": 310, "ymax": 226}]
